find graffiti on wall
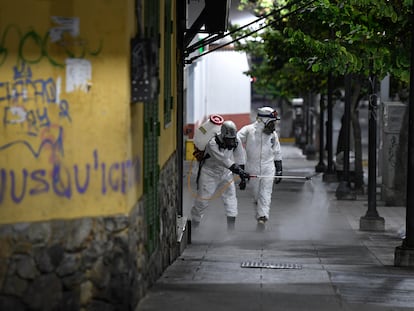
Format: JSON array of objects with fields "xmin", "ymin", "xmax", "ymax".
[
  {"xmin": 0, "ymin": 18, "xmax": 141, "ymax": 207},
  {"xmin": 0, "ymin": 18, "xmax": 102, "ymax": 68},
  {"xmin": 0, "ymin": 63, "xmax": 68, "ymax": 145},
  {"xmin": 0, "ymin": 150, "xmax": 141, "ymax": 204}
]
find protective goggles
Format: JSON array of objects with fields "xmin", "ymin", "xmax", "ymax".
[{"xmin": 257, "ymin": 110, "xmax": 280, "ymax": 120}]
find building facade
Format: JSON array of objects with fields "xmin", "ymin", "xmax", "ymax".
[{"xmin": 0, "ymin": 0, "xmax": 182, "ymax": 309}]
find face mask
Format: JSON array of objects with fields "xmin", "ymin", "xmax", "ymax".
[
  {"xmin": 224, "ymin": 137, "xmax": 237, "ymax": 150},
  {"xmin": 263, "ymin": 121, "xmax": 275, "ymax": 135}
]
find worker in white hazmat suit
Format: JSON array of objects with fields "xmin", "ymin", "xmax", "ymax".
[
  {"xmin": 237, "ymin": 107, "xmax": 283, "ymax": 231},
  {"xmin": 191, "ymin": 120, "xmax": 249, "ymax": 231}
]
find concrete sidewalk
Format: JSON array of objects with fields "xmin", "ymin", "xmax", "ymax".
[{"xmin": 137, "ymin": 144, "xmax": 413, "ymax": 311}]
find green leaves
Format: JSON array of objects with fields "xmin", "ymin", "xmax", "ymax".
[{"xmin": 232, "ymin": 0, "xmax": 412, "ymax": 97}]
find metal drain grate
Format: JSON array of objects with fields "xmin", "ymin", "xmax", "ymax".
[{"xmin": 241, "ymin": 261, "xmax": 302, "ymax": 269}]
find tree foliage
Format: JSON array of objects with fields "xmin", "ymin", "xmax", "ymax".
[
  {"xmin": 233, "ymin": 0, "xmax": 412, "ymax": 192},
  {"xmin": 233, "ymin": 0, "xmax": 412, "ymax": 97}
]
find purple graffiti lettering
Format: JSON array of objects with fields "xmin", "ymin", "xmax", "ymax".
[
  {"xmin": 26, "ymin": 110, "xmax": 38, "ymax": 136},
  {"xmin": 0, "ymin": 150, "xmax": 142, "ymax": 206},
  {"xmin": 13, "ymin": 62, "xmax": 32, "ymax": 80},
  {"xmin": 12, "ymin": 80, "xmax": 27, "ymax": 102},
  {"xmin": 101, "ymin": 163, "xmax": 106, "ymax": 194},
  {"xmin": 93, "ymin": 150, "xmax": 98, "ymax": 170},
  {"xmin": 6, "ymin": 74, "xmax": 57, "ymax": 105},
  {"xmin": 59, "ymin": 100, "xmax": 72, "ymax": 122},
  {"xmin": 0, "ymin": 82, "xmax": 11, "ymax": 102},
  {"xmin": 109, "ymin": 163, "xmax": 120, "ymax": 191},
  {"xmin": 10, "ymin": 169, "xmax": 28, "ymax": 204},
  {"xmin": 0, "ymin": 169, "xmax": 6, "ymax": 204},
  {"xmin": 26, "ymin": 79, "xmax": 44, "ymax": 102},
  {"xmin": 0, "ymin": 126, "xmax": 64, "ymax": 158},
  {"xmin": 74, "ymin": 164, "xmax": 90, "ymax": 194},
  {"xmin": 26, "ymin": 78, "xmax": 56, "ymax": 104},
  {"xmin": 29, "ymin": 169, "xmax": 49, "ymax": 195},
  {"xmin": 121, "ymin": 162, "xmax": 127, "ymax": 194},
  {"xmin": 52, "ymin": 163, "xmax": 71, "ymax": 198},
  {"xmin": 37, "ymin": 107, "xmax": 51, "ymax": 127},
  {"xmin": 42, "ymin": 78, "xmax": 57, "ymax": 103},
  {"xmin": 26, "ymin": 110, "xmax": 37, "ymax": 128}
]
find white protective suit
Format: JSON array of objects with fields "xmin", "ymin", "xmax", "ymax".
[
  {"xmin": 237, "ymin": 120, "xmax": 282, "ymax": 220},
  {"xmin": 191, "ymin": 135, "xmax": 245, "ymax": 223}
]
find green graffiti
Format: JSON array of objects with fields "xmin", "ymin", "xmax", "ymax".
[
  {"xmin": 0, "ymin": 25, "xmax": 22, "ymax": 67},
  {"xmin": 89, "ymin": 39, "xmax": 103, "ymax": 56},
  {"xmin": 19, "ymin": 30, "xmax": 45, "ymax": 65},
  {"xmin": 0, "ymin": 24, "xmax": 103, "ymax": 68}
]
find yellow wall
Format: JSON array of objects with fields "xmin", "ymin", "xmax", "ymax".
[{"xmin": 0, "ymin": 0, "xmax": 141, "ymax": 223}]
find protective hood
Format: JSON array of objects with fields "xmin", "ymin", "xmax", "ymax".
[{"xmin": 256, "ymin": 107, "xmax": 279, "ymax": 126}]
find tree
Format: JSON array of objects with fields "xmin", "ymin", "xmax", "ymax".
[{"xmin": 233, "ymin": 0, "xmax": 412, "ymax": 192}]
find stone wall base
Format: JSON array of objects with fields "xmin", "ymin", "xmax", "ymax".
[{"xmin": 0, "ymin": 153, "xmax": 180, "ymax": 310}]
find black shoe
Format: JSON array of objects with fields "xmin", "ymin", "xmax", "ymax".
[
  {"xmin": 256, "ymin": 216, "xmax": 267, "ymax": 232},
  {"xmin": 227, "ymin": 216, "xmax": 236, "ymax": 231}
]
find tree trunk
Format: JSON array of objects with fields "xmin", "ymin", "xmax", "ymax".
[
  {"xmin": 351, "ymin": 80, "xmax": 364, "ymax": 193},
  {"xmin": 335, "ymin": 76, "xmax": 364, "ymax": 193}
]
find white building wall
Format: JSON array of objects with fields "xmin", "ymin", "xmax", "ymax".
[
  {"xmin": 194, "ymin": 58, "xmax": 207, "ymax": 124},
  {"xmin": 186, "ymin": 49, "xmax": 251, "ymax": 126},
  {"xmin": 205, "ymin": 50, "xmax": 250, "ymax": 116},
  {"xmin": 186, "ymin": 65, "xmax": 195, "ymax": 124}
]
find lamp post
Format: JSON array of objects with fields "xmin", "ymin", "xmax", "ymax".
[{"xmin": 360, "ymin": 72, "xmax": 384, "ymax": 231}]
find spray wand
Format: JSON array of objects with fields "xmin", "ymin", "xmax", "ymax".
[{"xmin": 249, "ymin": 174, "xmax": 313, "ymax": 181}]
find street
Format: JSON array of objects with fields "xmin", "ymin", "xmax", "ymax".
[{"xmin": 137, "ymin": 144, "xmax": 412, "ymax": 311}]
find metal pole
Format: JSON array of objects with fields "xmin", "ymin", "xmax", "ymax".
[
  {"xmin": 366, "ymin": 75, "xmax": 379, "ymax": 217},
  {"xmin": 359, "ymin": 72, "xmax": 384, "ymax": 231},
  {"xmin": 316, "ymin": 95, "xmax": 326, "ymax": 172}
]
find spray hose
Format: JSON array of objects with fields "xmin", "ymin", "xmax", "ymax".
[
  {"xmin": 187, "ymin": 158, "xmax": 314, "ymax": 200},
  {"xmin": 249, "ymin": 175, "xmax": 313, "ymax": 180},
  {"xmin": 187, "ymin": 157, "xmax": 240, "ymax": 201}
]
